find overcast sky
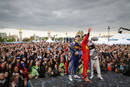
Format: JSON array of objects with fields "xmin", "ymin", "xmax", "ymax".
[{"xmin": 0, "ymin": 0, "xmax": 130, "ymax": 33}]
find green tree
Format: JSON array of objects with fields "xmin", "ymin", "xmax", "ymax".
[
  {"xmin": 51, "ymin": 37, "xmax": 54, "ymax": 40},
  {"xmin": 30, "ymin": 36, "xmax": 35, "ymax": 41},
  {"xmin": 7, "ymin": 37, "xmax": 15, "ymax": 42},
  {"xmin": 45, "ymin": 37, "xmax": 48, "ymax": 40},
  {"xmin": 0, "ymin": 37, "xmax": 4, "ymax": 42},
  {"xmin": 57, "ymin": 37, "xmax": 61, "ymax": 41},
  {"xmin": 23, "ymin": 38, "xmax": 30, "ymax": 42}
]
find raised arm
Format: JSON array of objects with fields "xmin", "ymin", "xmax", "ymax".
[
  {"xmin": 82, "ymin": 33, "xmax": 90, "ymax": 45},
  {"xmin": 82, "ymin": 27, "xmax": 92, "ymax": 45}
]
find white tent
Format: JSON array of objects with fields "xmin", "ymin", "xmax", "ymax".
[
  {"xmin": 110, "ymin": 34, "xmax": 130, "ymax": 40},
  {"xmin": 115, "ymin": 39, "xmax": 130, "ymax": 44},
  {"xmin": 46, "ymin": 38, "xmax": 54, "ymax": 43},
  {"xmin": 94, "ymin": 38, "xmax": 130, "ymax": 45},
  {"xmin": 109, "ymin": 34, "xmax": 130, "ymax": 45},
  {"xmin": 94, "ymin": 38, "xmax": 108, "ymax": 44},
  {"xmin": 94, "ymin": 34, "xmax": 130, "ymax": 45},
  {"xmin": 32, "ymin": 40, "xmax": 40, "ymax": 43}
]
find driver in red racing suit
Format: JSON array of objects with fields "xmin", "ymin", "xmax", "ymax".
[{"xmin": 82, "ymin": 27, "xmax": 92, "ymax": 82}]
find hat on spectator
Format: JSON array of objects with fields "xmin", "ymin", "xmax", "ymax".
[
  {"xmin": 22, "ymin": 55, "xmax": 25, "ymax": 58},
  {"xmin": 16, "ymin": 57, "xmax": 20, "ymax": 60}
]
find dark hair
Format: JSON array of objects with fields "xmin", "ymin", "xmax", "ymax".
[
  {"xmin": 82, "ymin": 34, "xmax": 86, "ymax": 38},
  {"xmin": 75, "ymin": 35, "xmax": 80, "ymax": 38}
]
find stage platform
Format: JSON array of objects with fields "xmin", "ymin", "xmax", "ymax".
[{"xmin": 30, "ymin": 72, "xmax": 130, "ymax": 87}]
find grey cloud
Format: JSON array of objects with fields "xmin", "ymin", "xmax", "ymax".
[{"xmin": 0, "ymin": 0, "xmax": 130, "ymax": 32}]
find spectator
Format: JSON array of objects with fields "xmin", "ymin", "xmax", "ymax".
[{"xmin": 0, "ymin": 42, "xmax": 129, "ymax": 87}]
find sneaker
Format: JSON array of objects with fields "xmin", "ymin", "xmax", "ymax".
[
  {"xmin": 83, "ymin": 77, "xmax": 91, "ymax": 82},
  {"xmin": 69, "ymin": 75, "xmax": 73, "ymax": 81},
  {"xmin": 74, "ymin": 75, "xmax": 80, "ymax": 79},
  {"xmin": 97, "ymin": 76, "xmax": 103, "ymax": 80},
  {"xmin": 90, "ymin": 75, "xmax": 94, "ymax": 79}
]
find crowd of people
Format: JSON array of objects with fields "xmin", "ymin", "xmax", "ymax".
[
  {"xmin": 96, "ymin": 45, "xmax": 130, "ymax": 74},
  {"xmin": 0, "ymin": 41, "xmax": 130, "ymax": 87}
]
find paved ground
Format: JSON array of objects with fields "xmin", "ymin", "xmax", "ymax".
[{"xmin": 30, "ymin": 72, "xmax": 130, "ymax": 87}]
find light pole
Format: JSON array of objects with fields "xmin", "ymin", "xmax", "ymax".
[
  {"xmin": 107, "ymin": 26, "xmax": 110, "ymax": 42},
  {"xmin": 54, "ymin": 34, "xmax": 57, "ymax": 42},
  {"xmin": 65, "ymin": 32, "xmax": 67, "ymax": 43}
]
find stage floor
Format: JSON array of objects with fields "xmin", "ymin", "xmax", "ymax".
[{"xmin": 30, "ymin": 72, "xmax": 130, "ymax": 87}]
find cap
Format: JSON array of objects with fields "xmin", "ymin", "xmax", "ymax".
[
  {"xmin": 22, "ymin": 55, "xmax": 25, "ymax": 58},
  {"xmin": 16, "ymin": 57, "xmax": 20, "ymax": 60}
]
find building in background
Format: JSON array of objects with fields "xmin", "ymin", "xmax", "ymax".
[
  {"xmin": 19, "ymin": 28, "xmax": 22, "ymax": 41},
  {"xmin": 0, "ymin": 32, "xmax": 7, "ymax": 39}
]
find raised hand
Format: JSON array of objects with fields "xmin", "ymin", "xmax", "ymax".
[{"xmin": 88, "ymin": 27, "xmax": 92, "ymax": 33}]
